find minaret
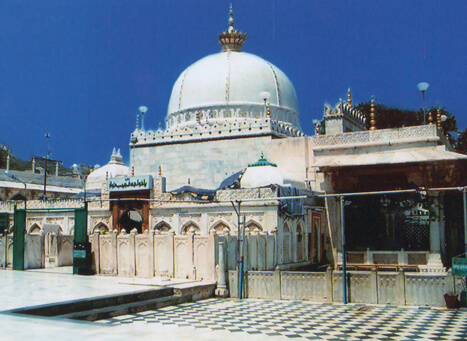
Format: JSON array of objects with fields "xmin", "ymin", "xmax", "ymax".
[
  {"xmin": 218, "ymin": 4, "xmax": 248, "ymax": 52},
  {"xmin": 6, "ymin": 153, "xmax": 10, "ymax": 173}
]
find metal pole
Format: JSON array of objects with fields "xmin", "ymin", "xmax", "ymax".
[
  {"xmin": 231, "ymin": 201, "xmax": 243, "ymax": 300},
  {"xmin": 422, "ymin": 91, "xmax": 426, "ymax": 125},
  {"xmin": 340, "ymin": 195, "xmax": 347, "ymax": 304},
  {"xmin": 43, "ymin": 133, "xmax": 50, "ymax": 198},
  {"xmin": 240, "ymin": 215, "xmax": 246, "ymax": 299},
  {"xmin": 463, "ymin": 188, "xmax": 467, "ymax": 257}
]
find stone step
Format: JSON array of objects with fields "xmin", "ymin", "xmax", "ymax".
[
  {"xmin": 10, "ymin": 282, "xmax": 217, "ymax": 322},
  {"xmin": 10, "ymin": 287, "xmax": 174, "ymax": 317},
  {"xmin": 58, "ymin": 294, "xmax": 185, "ymax": 321}
]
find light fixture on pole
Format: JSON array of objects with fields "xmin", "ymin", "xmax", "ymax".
[
  {"xmin": 259, "ymin": 91, "xmax": 270, "ymax": 118},
  {"xmin": 417, "ymin": 82, "xmax": 429, "ymax": 125},
  {"xmin": 139, "ymin": 106, "xmax": 148, "ymax": 131}
]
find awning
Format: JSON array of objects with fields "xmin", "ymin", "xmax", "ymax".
[{"xmin": 313, "ymin": 147, "xmax": 467, "ymax": 169}]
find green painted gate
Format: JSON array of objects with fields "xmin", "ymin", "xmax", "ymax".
[
  {"xmin": 12, "ymin": 206, "xmax": 91, "ymax": 274},
  {"xmin": 13, "ymin": 209, "xmax": 25, "ymax": 270}
]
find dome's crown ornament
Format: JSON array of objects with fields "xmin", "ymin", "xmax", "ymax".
[{"xmin": 218, "ymin": 4, "xmax": 247, "ymax": 52}]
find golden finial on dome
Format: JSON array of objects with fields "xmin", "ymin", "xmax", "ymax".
[{"xmin": 218, "ymin": 4, "xmax": 248, "ymax": 52}]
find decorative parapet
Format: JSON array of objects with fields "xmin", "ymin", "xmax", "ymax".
[
  {"xmin": 0, "ymin": 201, "xmax": 17, "ymax": 213},
  {"xmin": 0, "ymin": 198, "xmax": 84, "ymax": 213},
  {"xmin": 311, "ymin": 124, "xmax": 438, "ymax": 148},
  {"xmin": 130, "ymin": 106, "xmax": 303, "ymax": 147},
  {"xmin": 324, "ymin": 102, "xmax": 366, "ymax": 132},
  {"xmin": 216, "ymin": 187, "xmax": 276, "ymax": 202}
]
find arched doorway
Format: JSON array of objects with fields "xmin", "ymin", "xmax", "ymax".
[
  {"xmin": 44, "ymin": 230, "xmax": 58, "ymax": 268},
  {"xmin": 119, "ymin": 209, "xmax": 143, "ymax": 234}
]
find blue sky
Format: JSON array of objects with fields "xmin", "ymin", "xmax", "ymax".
[{"xmin": 0, "ymin": 0, "xmax": 465, "ymax": 167}]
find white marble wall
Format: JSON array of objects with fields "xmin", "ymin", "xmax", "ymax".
[
  {"xmin": 232, "ymin": 269, "xmax": 456, "ymax": 307},
  {"xmin": 131, "ymin": 135, "xmax": 308, "ymax": 190}
]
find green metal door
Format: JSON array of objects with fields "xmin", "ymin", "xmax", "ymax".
[{"xmin": 13, "ymin": 209, "xmax": 25, "ymax": 270}]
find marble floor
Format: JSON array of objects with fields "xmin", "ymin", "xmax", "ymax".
[{"xmin": 1, "ymin": 269, "xmax": 466, "ymax": 340}]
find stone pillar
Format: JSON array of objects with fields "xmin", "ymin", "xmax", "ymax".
[
  {"xmin": 129, "ymin": 229, "xmax": 137, "ymax": 276},
  {"xmin": 111, "ymin": 229, "xmax": 118, "ymax": 276},
  {"xmin": 55, "ymin": 161, "xmax": 59, "ymax": 176},
  {"xmin": 370, "ymin": 269, "xmax": 378, "ymax": 304},
  {"xmin": 326, "ymin": 266, "xmax": 333, "ymax": 302},
  {"xmin": 429, "ymin": 196, "xmax": 441, "ymax": 253},
  {"xmin": 428, "ymin": 195, "xmax": 444, "ymax": 270},
  {"xmin": 91, "ymin": 231, "xmax": 100, "ymax": 274},
  {"xmin": 395, "ymin": 269, "xmax": 406, "ymax": 306},
  {"xmin": 215, "ymin": 242, "xmax": 229, "ymax": 297}
]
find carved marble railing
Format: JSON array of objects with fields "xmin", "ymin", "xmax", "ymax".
[
  {"xmin": 230, "ymin": 268, "xmax": 454, "ymax": 307},
  {"xmin": 130, "ymin": 117, "xmax": 303, "ymax": 147},
  {"xmin": 165, "ymin": 104, "xmax": 300, "ymax": 131},
  {"xmin": 311, "ymin": 124, "xmax": 438, "ymax": 147},
  {"xmin": 216, "ymin": 187, "xmax": 276, "ymax": 201},
  {"xmin": 0, "ymin": 198, "xmax": 84, "ymax": 213}
]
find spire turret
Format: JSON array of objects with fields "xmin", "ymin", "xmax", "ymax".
[{"xmin": 218, "ymin": 4, "xmax": 247, "ymax": 52}]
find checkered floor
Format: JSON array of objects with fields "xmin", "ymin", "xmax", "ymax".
[{"xmin": 101, "ymin": 299, "xmax": 467, "ymax": 340}]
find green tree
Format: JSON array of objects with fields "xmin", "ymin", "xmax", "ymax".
[
  {"xmin": 355, "ymin": 102, "xmax": 466, "ymax": 155},
  {"xmin": 454, "ymin": 130, "xmax": 467, "ymax": 154}
]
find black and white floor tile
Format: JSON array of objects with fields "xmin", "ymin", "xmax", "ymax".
[{"xmin": 102, "ymin": 299, "xmax": 467, "ymax": 340}]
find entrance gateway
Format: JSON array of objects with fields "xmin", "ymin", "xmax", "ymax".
[
  {"xmin": 11, "ymin": 206, "xmax": 89, "ymax": 274},
  {"xmin": 108, "ymin": 175, "xmax": 152, "ymax": 233}
]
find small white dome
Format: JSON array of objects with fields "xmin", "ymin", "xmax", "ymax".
[
  {"xmin": 240, "ymin": 157, "xmax": 304, "ymax": 189},
  {"xmin": 86, "ymin": 149, "xmax": 130, "ymax": 190},
  {"xmin": 241, "ymin": 164, "xmax": 283, "ymax": 188}
]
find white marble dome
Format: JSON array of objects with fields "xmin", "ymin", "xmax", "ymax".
[
  {"xmin": 86, "ymin": 149, "xmax": 130, "ymax": 190},
  {"xmin": 166, "ymin": 50, "xmax": 300, "ymax": 131},
  {"xmin": 168, "ymin": 51, "xmax": 298, "ymax": 114}
]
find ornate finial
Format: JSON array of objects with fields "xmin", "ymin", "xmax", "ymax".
[
  {"xmin": 428, "ymin": 110, "xmax": 433, "ymax": 125},
  {"xmin": 158, "ymin": 165, "xmax": 162, "ymax": 176},
  {"xmin": 188, "ymin": 178, "xmax": 191, "ymax": 185},
  {"xmin": 218, "ymin": 5, "xmax": 247, "ymax": 52},
  {"xmin": 228, "ymin": 3, "xmax": 234, "ymax": 32},
  {"xmin": 436, "ymin": 103, "xmax": 441, "ymax": 127},
  {"xmin": 370, "ymin": 96, "xmax": 376, "ymax": 131},
  {"xmin": 135, "ymin": 113, "xmax": 139, "ymax": 130},
  {"xmin": 347, "ymin": 88, "xmax": 352, "ymax": 108},
  {"xmin": 266, "ymin": 102, "xmax": 271, "ymax": 118},
  {"xmin": 131, "ymin": 166, "xmax": 135, "ymax": 176},
  {"xmin": 261, "ymin": 151, "xmax": 264, "ymax": 159}
]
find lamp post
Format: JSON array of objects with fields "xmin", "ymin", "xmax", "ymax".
[
  {"xmin": 260, "ymin": 91, "xmax": 271, "ymax": 118},
  {"xmin": 417, "ymin": 82, "xmax": 429, "ymax": 125},
  {"xmin": 43, "ymin": 133, "xmax": 50, "ymax": 199},
  {"xmin": 139, "ymin": 106, "xmax": 148, "ymax": 131}
]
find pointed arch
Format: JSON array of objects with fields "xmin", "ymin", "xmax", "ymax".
[
  {"xmin": 8, "ymin": 192, "xmax": 26, "ymax": 201},
  {"xmin": 154, "ymin": 221, "xmax": 172, "ymax": 232},
  {"xmin": 28, "ymin": 224, "xmax": 41, "ymax": 234},
  {"xmin": 209, "ymin": 221, "xmax": 230, "ymax": 234},
  {"xmin": 92, "ymin": 222, "xmax": 109, "ymax": 234},
  {"xmin": 181, "ymin": 221, "xmax": 200, "ymax": 235},
  {"xmin": 246, "ymin": 220, "xmax": 263, "ymax": 232}
]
